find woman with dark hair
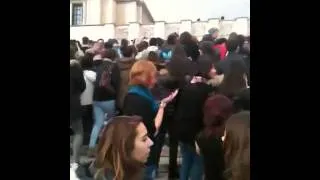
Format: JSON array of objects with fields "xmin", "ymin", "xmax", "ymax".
[
  {"xmin": 122, "ymin": 60, "xmax": 178, "ymax": 179},
  {"xmin": 199, "ymin": 41, "xmax": 220, "ymax": 64},
  {"xmin": 218, "ymin": 59, "xmax": 248, "ymax": 99},
  {"xmin": 166, "ymin": 44, "xmax": 195, "ymax": 88},
  {"xmin": 159, "ymin": 33, "xmax": 178, "ymax": 62},
  {"xmin": 174, "ymin": 57, "xmax": 216, "ymax": 180},
  {"xmin": 196, "ymin": 95, "xmax": 233, "ymax": 180},
  {"xmin": 179, "ymin": 31, "xmax": 200, "ymax": 62},
  {"xmin": 223, "ymin": 111, "xmax": 250, "ymax": 180},
  {"xmin": 92, "ymin": 116, "xmax": 154, "ymax": 180}
]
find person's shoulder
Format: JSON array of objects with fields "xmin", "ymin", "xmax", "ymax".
[{"xmin": 125, "ymin": 93, "xmax": 150, "ymax": 105}]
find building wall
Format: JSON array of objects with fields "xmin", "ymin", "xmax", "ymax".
[
  {"xmin": 71, "ymin": 17, "xmax": 250, "ymax": 42},
  {"xmin": 141, "ymin": 8, "xmax": 153, "ymax": 24},
  {"xmin": 116, "ymin": 2, "xmax": 137, "ymax": 25},
  {"xmin": 86, "ymin": 0, "xmax": 101, "ymax": 24}
]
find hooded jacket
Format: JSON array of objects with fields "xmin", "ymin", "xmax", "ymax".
[{"xmin": 116, "ymin": 57, "xmax": 136, "ymax": 110}]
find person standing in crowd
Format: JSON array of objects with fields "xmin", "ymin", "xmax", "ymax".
[
  {"xmin": 88, "ymin": 47, "xmax": 121, "ymax": 156},
  {"xmin": 180, "ymin": 32, "xmax": 200, "ymax": 62},
  {"xmin": 175, "ymin": 58, "xmax": 216, "ymax": 180},
  {"xmin": 218, "ymin": 59, "xmax": 248, "ymax": 99},
  {"xmin": 196, "ymin": 95, "xmax": 233, "ymax": 180},
  {"xmin": 70, "ymin": 46, "xmax": 86, "ymax": 167},
  {"xmin": 167, "ymin": 44, "xmax": 195, "ymax": 88},
  {"xmin": 122, "ymin": 60, "xmax": 178, "ymax": 180},
  {"xmin": 213, "ymin": 38, "xmax": 228, "ymax": 60},
  {"xmin": 116, "ymin": 45, "xmax": 136, "ymax": 114},
  {"xmin": 198, "ymin": 41, "xmax": 220, "ymax": 64},
  {"xmin": 216, "ymin": 37, "xmax": 247, "ymax": 76},
  {"xmin": 92, "ymin": 116, "xmax": 154, "ymax": 180},
  {"xmin": 159, "ymin": 33, "xmax": 179, "ymax": 62},
  {"xmin": 223, "ymin": 111, "xmax": 250, "ymax": 180},
  {"xmin": 79, "ymin": 53, "xmax": 96, "ymax": 145}
]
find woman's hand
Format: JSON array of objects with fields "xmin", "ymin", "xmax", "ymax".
[{"xmin": 161, "ymin": 89, "xmax": 179, "ymax": 105}]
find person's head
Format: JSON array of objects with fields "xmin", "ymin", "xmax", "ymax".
[
  {"xmin": 95, "ymin": 116, "xmax": 153, "ymax": 180},
  {"xmin": 208, "ymin": 28, "xmax": 219, "ymax": 39},
  {"xmin": 129, "ymin": 60, "xmax": 158, "ymax": 88},
  {"xmin": 122, "ymin": 45, "xmax": 136, "ymax": 58},
  {"xmin": 104, "ymin": 41, "xmax": 113, "ymax": 49},
  {"xmin": 202, "ymin": 34, "xmax": 213, "ymax": 42},
  {"xmin": 228, "ymin": 32, "xmax": 238, "ymax": 40},
  {"xmin": 79, "ymin": 53, "xmax": 94, "ymax": 70},
  {"xmin": 196, "ymin": 55, "xmax": 217, "ymax": 79},
  {"xmin": 226, "ymin": 38, "xmax": 239, "ymax": 52},
  {"xmin": 136, "ymin": 41, "xmax": 149, "ymax": 52},
  {"xmin": 147, "ymin": 51, "xmax": 159, "ymax": 63},
  {"xmin": 82, "ymin": 36, "xmax": 89, "ymax": 45},
  {"xmin": 179, "ymin": 31, "xmax": 193, "ymax": 45},
  {"xmin": 214, "ymin": 38, "xmax": 227, "ymax": 45},
  {"xmin": 201, "ymin": 95, "xmax": 233, "ymax": 137},
  {"xmin": 167, "ymin": 33, "xmax": 179, "ymax": 45},
  {"xmin": 97, "ymin": 38, "xmax": 104, "ymax": 44},
  {"xmin": 156, "ymin": 38, "xmax": 164, "ymax": 47},
  {"xmin": 121, "ymin": 39, "xmax": 129, "ymax": 48},
  {"xmin": 104, "ymin": 48, "xmax": 118, "ymax": 61},
  {"xmin": 223, "ymin": 111, "xmax": 250, "ymax": 180},
  {"xmin": 237, "ymin": 35, "xmax": 245, "ymax": 48},
  {"xmin": 199, "ymin": 41, "xmax": 214, "ymax": 56},
  {"xmin": 88, "ymin": 40, "xmax": 94, "ymax": 47},
  {"xmin": 149, "ymin": 38, "xmax": 158, "ymax": 46},
  {"xmin": 219, "ymin": 60, "xmax": 247, "ymax": 98}
]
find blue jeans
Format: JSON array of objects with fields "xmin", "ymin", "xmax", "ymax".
[
  {"xmin": 180, "ymin": 142, "xmax": 204, "ymax": 180},
  {"xmin": 89, "ymin": 100, "xmax": 115, "ymax": 148}
]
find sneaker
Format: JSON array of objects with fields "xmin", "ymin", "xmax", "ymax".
[{"xmin": 70, "ymin": 162, "xmax": 79, "ymax": 171}]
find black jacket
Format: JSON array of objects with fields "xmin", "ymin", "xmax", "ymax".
[
  {"xmin": 174, "ymin": 82, "xmax": 213, "ymax": 145},
  {"xmin": 70, "ymin": 60, "xmax": 86, "ymax": 121},
  {"xmin": 197, "ymin": 135, "xmax": 225, "ymax": 180},
  {"xmin": 92, "ymin": 60, "xmax": 120, "ymax": 101},
  {"xmin": 183, "ymin": 42, "xmax": 200, "ymax": 62},
  {"xmin": 216, "ymin": 52, "xmax": 248, "ymax": 75},
  {"xmin": 122, "ymin": 93, "xmax": 158, "ymax": 165}
]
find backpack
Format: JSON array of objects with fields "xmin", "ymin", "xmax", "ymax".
[{"xmin": 97, "ymin": 61, "xmax": 115, "ymax": 93}]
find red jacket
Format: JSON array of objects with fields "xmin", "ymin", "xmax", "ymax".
[{"xmin": 213, "ymin": 43, "xmax": 227, "ymax": 60}]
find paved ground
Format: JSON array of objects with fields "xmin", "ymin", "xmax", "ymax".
[{"xmin": 70, "ymin": 145, "xmax": 181, "ymax": 180}]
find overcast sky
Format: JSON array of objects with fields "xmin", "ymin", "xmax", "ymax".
[{"xmin": 144, "ymin": 0, "xmax": 250, "ymax": 22}]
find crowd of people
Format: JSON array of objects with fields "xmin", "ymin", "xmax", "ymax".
[{"xmin": 70, "ymin": 27, "xmax": 250, "ymax": 180}]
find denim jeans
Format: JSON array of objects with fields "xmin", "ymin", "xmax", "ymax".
[
  {"xmin": 179, "ymin": 142, "xmax": 204, "ymax": 180},
  {"xmin": 89, "ymin": 100, "xmax": 115, "ymax": 148}
]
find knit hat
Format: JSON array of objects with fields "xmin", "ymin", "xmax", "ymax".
[{"xmin": 208, "ymin": 28, "xmax": 219, "ymax": 35}]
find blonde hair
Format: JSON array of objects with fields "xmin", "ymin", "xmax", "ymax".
[{"xmin": 129, "ymin": 60, "xmax": 157, "ymax": 87}]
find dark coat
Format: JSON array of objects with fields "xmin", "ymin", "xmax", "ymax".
[{"xmin": 70, "ymin": 60, "xmax": 86, "ymax": 122}]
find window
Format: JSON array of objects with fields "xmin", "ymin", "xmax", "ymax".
[{"xmin": 72, "ymin": 3, "xmax": 83, "ymax": 25}]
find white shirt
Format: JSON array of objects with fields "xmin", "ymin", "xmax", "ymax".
[{"xmin": 80, "ymin": 70, "xmax": 96, "ymax": 105}]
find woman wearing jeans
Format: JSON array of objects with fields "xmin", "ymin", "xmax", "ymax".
[{"xmin": 88, "ymin": 48, "xmax": 120, "ymax": 155}]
